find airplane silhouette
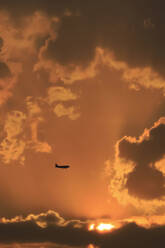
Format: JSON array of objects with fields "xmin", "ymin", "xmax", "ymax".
[{"xmin": 55, "ymin": 163, "xmax": 70, "ymax": 169}]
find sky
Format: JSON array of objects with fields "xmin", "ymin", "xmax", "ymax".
[{"xmin": 1, "ymin": 0, "xmax": 165, "ymax": 247}]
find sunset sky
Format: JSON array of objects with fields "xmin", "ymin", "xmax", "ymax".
[{"xmin": 1, "ymin": 1, "xmax": 165, "ymax": 247}]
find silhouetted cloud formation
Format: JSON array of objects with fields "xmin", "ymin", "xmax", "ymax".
[
  {"xmin": 0, "ymin": 1, "xmax": 165, "ymax": 90},
  {"xmin": 0, "ymin": 210, "xmax": 92, "ymax": 246},
  {"xmin": 117, "ymin": 118, "xmax": 165, "ymax": 200},
  {"xmin": 1, "ymin": 0, "xmax": 165, "ymax": 78},
  {"xmin": 1, "ymin": 210, "xmax": 165, "ymax": 248}
]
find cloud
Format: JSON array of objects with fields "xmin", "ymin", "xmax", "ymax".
[
  {"xmin": 20, "ymin": 210, "xmax": 65, "ymax": 228},
  {"xmin": 99, "ymin": 48, "xmax": 165, "ymax": 93},
  {"xmin": 0, "ymin": 244, "xmax": 75, "ymax": 248},
  {"xmin": 1, "ymin": 211, "xmax": 165, "ymax": 248},
  {"xmin": 36, "ymin": 42, "xmax": 165, "ymax": 94},
  {"xmin": 0, "ymin": 11, "xmax": 81, "ymax": 165},
  {"xmin": 0, "ymin": 11, "xmax": 54, "ymax": 59},
  {"xmin": 109, "ymin": 117, "xmax": 165, "ymax": 213},
  {"xmin": 54, "ymin": 104, "xmax": 80, "ymax": 120},
  {"xmin": 0, "ymin": 108, "xmax": 52, "ymax": 165},
  {"xmin": 44, "ymin": 86, "xmax": 80, "ymax": 119},
  {"xmin": 42, "ymin": 15, "xmax": 97, "ymax": 67},
  {"xmin": 30, "ymin": 0, "xmax": 165, "ymax": 91},
  {"xmin": 0, "ymin": 1, "xmax": 163, "ymax": 92},
  {"xmin": 34, "ymin": 45, "xmax": 100, "ymax": 84},
  {"xmin": 0, "ymin": 11, "xmax": 53, "ymax": 105},
  {"xmin": 0, "ymin": 111, "xmax": 27, "ymax": 164},
  {"xmin": 0, "ymin": 107, "xmax": 51, "ymax": 165},
  {"xmin": 0, "ymin": 83, "xmax": 80, "ymax": 165},
  {"xmin": 46, "ymin": 87, "xmax": 78, "ymax": 104},
  {"xmin": 26, "ymin": 97, "xmax": 42, "ymax": 117},
  {"xmin": 0, "ymin": 62, "xmax": 11, "ymax": 79},
  {"xmin": 0, "ymin": 210, "xmax": 91, "ymax": 246}
]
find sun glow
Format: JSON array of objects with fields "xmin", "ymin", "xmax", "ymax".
[
  {"xmin": 88, "ymin": 222, "xmax": 115, "ymax": 232},
  {"xmin": 89, "ymin": 224, "xmax": 95, "ymax": 230}
]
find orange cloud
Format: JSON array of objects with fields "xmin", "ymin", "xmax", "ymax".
[
  {"xmin": 0, "ymin": 111, "xmax": 26, "ymax": 164},
  {"xmin": 46, "ymin": 86, "xmax": 78, "ymax": 104},
  {"xmin": 34, "ymin": 45, "xmax": 102, "ymax": 84},
  {"xmin": 54, "ymin": 104, "xmax": 80, "ymax": 120},
  {"xmin": 0, "ymin": 83, "xmax": 80, "ymax": 165},
  {"xmin": 0, "ymin": 12, "xmax": 51, "ymax": 105},
  {"xmin": 99, "ymin": 48, "xmax": 165, "ymax": 93},
  {"xmin": 35, "ymin": 44, "xmax": 165, "ymax": 96},
  {"xmin": 0, "ymin": 107, "xmax": 51, "ymax": 165}
]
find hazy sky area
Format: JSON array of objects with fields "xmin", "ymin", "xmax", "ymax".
[{"xmin": 1, "ymin": 1, "xmax": 165, "ymax": 247}]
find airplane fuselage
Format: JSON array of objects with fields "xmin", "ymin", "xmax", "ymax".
[{"xmin": 55, "ymin": 164, "xmax": 70, "ymax": 169}]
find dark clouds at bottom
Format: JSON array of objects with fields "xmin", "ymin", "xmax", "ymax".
[
  {"xmin": 1, "ymin": 210, "xmax": 165, "ymax": 248},
  {"xmin": 0, "ymin": 244, "xmax": 68, "ymax": 248}
]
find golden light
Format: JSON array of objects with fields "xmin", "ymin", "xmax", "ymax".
[
  {"xmin": 87, "ymin": 244, "xmax": 95, "ymax": 248},
  {"xmin": 89, "ymin": 223, "xmax": 95, "ymax": 230},
  {"xmin": 88, "ymin": 222, "xmax": 115, "ymax": 232},
  {"xmin": 96, "ymin": 223, "xmax": 115, "ymax": 231}
]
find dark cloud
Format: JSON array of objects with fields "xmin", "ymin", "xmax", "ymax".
[
  {"xmin": 43, "ymin": 15, "xmax": 97, "ymax": 67},
  {"xmin": 0, "ymin": 38, "xmax": 11, "ymax": 79},
  {"xmin": 0, "ymin": 38, "xmax": 3, "ymax": 52},
  {"xmin": 1, "ymin": 211, "xmax": 165, "ymax": 248},
  {"xmin": 34, "ymin": 35, "xmax": 49, "ymax": 51},
  {"xmin": 117, "ymin": 118, "xmax": 165, "ymax": 200},
  {"xmin": 1, "ymin": 0, "xmax": 165, "ymax": 77},
  {"xmin": 0, "ymin": 211, "xmax": 93, "ymax": 246},
  {"xmin": 0, "ymin": 62, "xmax": 11, "ymax": 79},
  {"xmin": 0, "ymin": 0, "xmax": 78, "ymax": 18}
]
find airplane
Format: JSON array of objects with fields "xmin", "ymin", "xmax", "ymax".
[{"xmin": 55, "ymin": 163, "xmax": 70, "ymax": 169}]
